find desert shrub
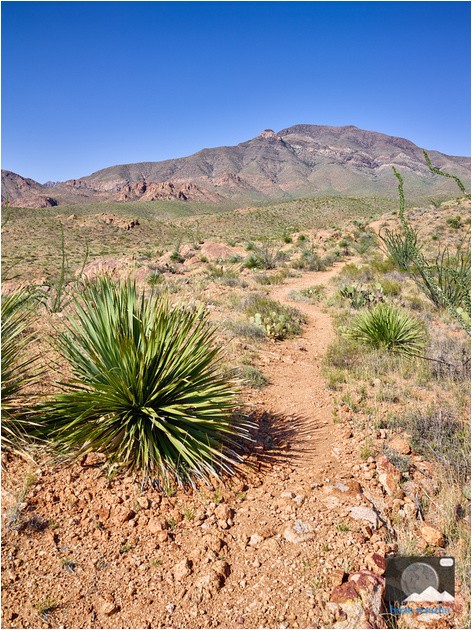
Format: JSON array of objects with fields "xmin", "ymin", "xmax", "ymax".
[
  {"xmin": 1, "ymin": 290, "xmax": 41, "ymax": 451},
  {"xmin": 406, "ymin": 294, "xmax": 428, "ymax": 312},
  {"xmin": 387, "ymin": 407, "xmax": 470, "ymax": 482},
  {"xmin": 426, "ymin": 329, "xmax": 471, "ymax": 382},
  {"xmin": 381, "ymin": 156, "xmax": 470, "ymax": 333},
  {"xmin": 223, "ymin": 319, "xmax": 267, "ymax": 340},
  {"xmin": 369, "ymin": 257, "xmax": 397, "ymax": 274},
  {"xmin": 242, "ymin": 242, "xmax": 285, "ymax": 270},
  {"xmin": 352, "ymin": 232, "xmax": 377, "ymax": 255},
  {"xmin": 289, "ymin": 284, "xmax": 326, "ymax": 302},
  {"xmin": 253, "ymin": 270, "xmax": 288, "ymax": 285},
  {"xmin": 324, "ymin": 337, "xmax": 363, "ymax": 370},
  {"xmin": 282, "ymin": 230, "xmax": 293, "ymax": 244},
  {"xmin": 379, "ymin": 225, "xmax": 419, "ymax": 271},
  {"xmin": 447, "ymin": 215, "xmax": 462, "ymax": 229},
  {"xmin": 292, "ymin": 247, "xmax": 326, "ymax": 271},
  {"xmin": 243, "ymin": 253, "xmax": 263, "ymax": 270},
  {"xmin": 169, "ymin": 250, "xmax": 184, "ymax": 263},
  {"xmin": 379, "ymin": 277, "xmax": 402, "ymax": 297},
  {"xmin": 147, "ymin": 271, "xmax": 164, "ymax": 286},
  {"xmin": 338, "ymin": 283, "xmax": 384, "ymax": 309},
  {"xmin": 417, "ymin": 244, "xmax": 470, "ymax": 314},
  {"xmin": 243, "ymin": 294, "xmax": 306, "ymax": 340},
  {"xmin": 32, "ymin": 226, "xmax": 88, "ymax": 313},
  {"xmin": 337, "ymin": 263, "xmax": 375, "ymax": 285},
  {"xmin": 205, "ymin": 264, "xmax": 240, "ymax": 285},
  {"xmin": 230, "ymin": 365, "xmax": 269, "ymax": 389},
  {"xmin": 39, "ymin": 278, "xmax": 251, "ymax": 484},
  {"xmin": 345, "ymin": 303, "xmax": 426, "ymax": 356},
  {"xmin": 320, "ymin": 250, "xmax": 341, "ymax": 267},
  {"xmin": 338, "ymin": 237, "xmax": 351, "ymax": 255}
]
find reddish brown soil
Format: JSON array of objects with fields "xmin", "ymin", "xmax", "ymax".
[{"xmin": 0, "ymin": 260, "xmax": 452, "ymax": 629}]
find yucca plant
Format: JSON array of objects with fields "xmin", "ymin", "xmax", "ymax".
[
  {"xmin": 1, "ymin": 289, "xmax": 42, "ymax": 452},
  {"xmin": 40, "ymin": 278, "xmax": 250, "ymax": 484},
  {"xmin": 345, "ymin": 303, "xmax": 426, "ymax": 356}
]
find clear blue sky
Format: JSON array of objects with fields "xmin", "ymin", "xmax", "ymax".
[{"xmin": 2, "ymin": 1, "xmax": 470, "ymax": 183}]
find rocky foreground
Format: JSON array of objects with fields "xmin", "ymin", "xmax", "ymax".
[{"xmin": 2, "ymin": 391, "xmax": 466, "ymax": 629}]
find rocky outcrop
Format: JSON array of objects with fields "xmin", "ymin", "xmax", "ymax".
[
  {"xmin": 1, "ymin": 171, "xmax": 58, "ymax": 208},
  {"xmin": 96, "ymin": 213, "xmax": 140, "ymax": 230},
  {"xmin": 114, "ymin": 180, "xmax": 221, "ymax": 203},
  {"xmin": 326, "ymin": 571, "xmax": 387, "ymax": 628}
]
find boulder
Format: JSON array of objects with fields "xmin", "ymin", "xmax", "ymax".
[
  {"xmin": 327, "ymin": 571, "xmax": 386, "ymax": 628},
  {"xmin": 377, "ymin": 455, "xmax": 404, "ymax": 499},
  {"xmin": 418, "ymin": 523, "xmax": 444, "ymax": 547}
]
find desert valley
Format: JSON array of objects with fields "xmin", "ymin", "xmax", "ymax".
[{"xmin": 1, "ymin": 124, "xmax": 471, "ymax": 629}]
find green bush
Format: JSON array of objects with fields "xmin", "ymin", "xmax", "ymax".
[
  {"xmin": 205, "ymin": 264, "xmax": 241, "ymax": 286},
  {"xmin": 170, "ymin": 250, "xmax": 184, "ymax": 263},
  {"xmin": 447, "ymin": 215, "xmax": 462, "ymax": 229},
  {"xmin": 379, "ymin": 226, "xmax": 419, "ymax": 271},
  {"xmin": 242, "ymin": 242, "xmax": 285, "ymax": 270},
  {"xmin": 289, "ymin": 284, "xmax": 326, "ymax": 303},
  {"xmin": 352, "ymin": 232, "xmax": 377, "ymax": 255},
  {"xmin": 379, "ymin": 278, "xmax": 402, "ymax": 297},
  {"xmin": 338, "ymin": 283, "xmax": 384, "ymax": 309},
  {"xmin": 224, "ymin": 319, "xmax": 267, "ymax": 340},
  {"xmin": 243, "ymin": 294, "xmax": 306, "ymax": 340},
  {"xmin": 253, "ymin": 270, "xmax": 288, "ymax": 286},
  {"xmin": 147, "ymin": 270, "xmax": 164, "ymax": 286},
  {"xmin": 418, "ymin": 244, "xmax": 470, "ymax": 314},
  {"xmin": 40, "ymin": 278, "xmax": 251, "ymax": 484},
  {"xmin": 292, "ymin": 247, "xmax": 326, "ymax": 271},
  {"xmin": 345, "ymin": 303, "xmax": 426, "ymax": 356},
  {"xmin": 243, "ymin": 253, "xmax": 263, "ymax": 270}
]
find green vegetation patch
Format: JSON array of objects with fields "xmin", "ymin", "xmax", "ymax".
[{"xmin": 243, "ymin": 293, "xmax": 306, "ymax": 340}]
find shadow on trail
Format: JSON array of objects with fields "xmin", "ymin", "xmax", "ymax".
[{"xmin": 238, "ymin": 409, "xmax": 325, "ymax": 474}]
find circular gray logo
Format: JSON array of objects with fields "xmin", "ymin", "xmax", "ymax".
[{"xmin": 401, "ymin": 562, "xmax": 439, "ymax": 596}]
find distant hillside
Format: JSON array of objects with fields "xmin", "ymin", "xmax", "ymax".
[
  {"xmin": 1, "ymin": 170, "xmax": 59, "ymax": 208},
  {"xmin": 2, "ymin": 125, "xmax": 470, "ymax": 208}
]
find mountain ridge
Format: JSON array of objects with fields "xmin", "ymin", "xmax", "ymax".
[{"xmin": 2, "ymin": 125, "xmax": 470, "ymax": 208}]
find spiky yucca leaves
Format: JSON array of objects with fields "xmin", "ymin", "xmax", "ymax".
[
  {"xmin": 41, "ymin": 278, "xmax": 250, "ymax": 484},
  {"xmin": 1, "ymin": 290, "xmax": 41, "ymax": 451},
  {"xmin": 346, "ymin": 303, "xmax": 426, "ymax": 356}
]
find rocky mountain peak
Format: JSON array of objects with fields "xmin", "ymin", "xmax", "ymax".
[{"xmin": 258, "ymin": 129, "xmax": 282, "ymax": 141}]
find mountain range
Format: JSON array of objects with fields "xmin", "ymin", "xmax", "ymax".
[
  {"xmin": 2, "ymin": 125, "xmax": 470, "ymax": 208},
  {"xmin": 404, "ymin": 586, "xmax": 454, "ymax": 603}
]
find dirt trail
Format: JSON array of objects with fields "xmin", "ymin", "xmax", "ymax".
[
  {"xmin": 251, "ymin": 262, "xmax": 346, "ymax": 479},
  {"xmin": 4, "ymin": 259, "xmax": 378, "ymax": 630}
]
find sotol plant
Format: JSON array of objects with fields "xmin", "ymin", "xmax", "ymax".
[
  {"xmin": 1, "ymin": 289, "xmax": 42, "ymax": 452},
  {"xmin": 40, "ymin": 278, "xmax": 251, "ymax": 484},
  {"xmin": 345, "ymin": 302, "xmax": 426, "ymax": 356}
]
